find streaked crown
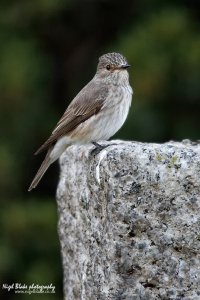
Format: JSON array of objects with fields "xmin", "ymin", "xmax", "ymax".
[{"xmin": 97, "ymin": 52, "xmax": 129, "ymax": 70}]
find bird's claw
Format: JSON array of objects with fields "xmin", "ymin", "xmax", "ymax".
[{"xmin": 90, "ymin": 142, "xmax": 116, "ymax": 156}]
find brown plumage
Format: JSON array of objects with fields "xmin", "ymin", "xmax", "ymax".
[{"xmin": 35, "ymin": 82, "xmax": 107, "ymax": 155}]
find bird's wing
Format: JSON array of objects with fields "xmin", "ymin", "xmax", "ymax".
[{"xmin": 35, "ymin": 81, "xmax": 108, "ymax": 155}]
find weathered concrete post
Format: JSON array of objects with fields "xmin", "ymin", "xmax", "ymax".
[{"xmin": 57, "ymin": 140, "xmax": 200, "ymax": 300}]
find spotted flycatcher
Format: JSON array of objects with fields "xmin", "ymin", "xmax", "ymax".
[{"xmin": 28, "ymin": 52, "xmax": 133, "ymax": 191}]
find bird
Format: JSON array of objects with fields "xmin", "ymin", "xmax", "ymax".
[{"xmin": 28, "ymin": 52, "xmax": 133, "ymax": 191}]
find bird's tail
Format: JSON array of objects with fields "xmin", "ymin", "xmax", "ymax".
[{"xmin": 28, "ymin": 148, "xmax": 53, "ymax": 191}]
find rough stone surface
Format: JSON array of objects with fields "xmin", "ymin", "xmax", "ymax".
[{"xmin": 56, "ymin": 140, "xmax": 200, "ymax": 300}]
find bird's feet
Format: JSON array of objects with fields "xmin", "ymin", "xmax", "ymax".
[{"xmin": 90, "ymin": 142, "xmax": 116, "ymax": 156}]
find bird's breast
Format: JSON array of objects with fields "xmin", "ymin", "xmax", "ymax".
[
  {"xmin": 97, "ymin": 84, "xmax": 132, "ymax": 139},
  {"xmin": 69, "ymin": 83, "xmax": 133, "ymax": 143},
  {"xmin": 82, "ymin": 83, "xmax": 132, "ymax": 141}
]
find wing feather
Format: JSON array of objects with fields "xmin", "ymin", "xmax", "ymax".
[{"xmin": 35, "ymin": 80, "xmax": 108, "ymax": 155}]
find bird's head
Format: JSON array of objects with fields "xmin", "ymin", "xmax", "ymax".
[{"xmin": 96, "ymin": 52, "xmax": 131, "ymax": 81}]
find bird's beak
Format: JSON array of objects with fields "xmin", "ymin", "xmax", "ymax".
[{"xmin": 121, "ymin": 64, "xmax": 131, "ymax": 69}]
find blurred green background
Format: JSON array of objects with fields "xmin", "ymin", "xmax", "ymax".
[{"xmin": 0, "ymin": 0, "xmax": 200, "ymax": 299}]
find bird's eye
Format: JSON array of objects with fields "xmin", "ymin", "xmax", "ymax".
[{"xmin": 106, "ymin": 64, "xmax": 111, "ymax": 70}]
